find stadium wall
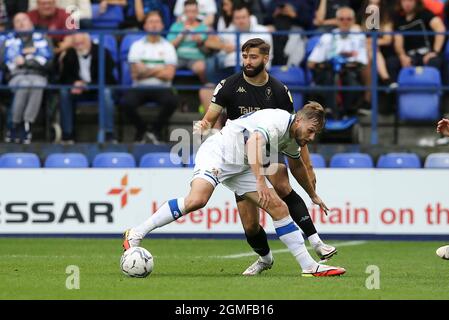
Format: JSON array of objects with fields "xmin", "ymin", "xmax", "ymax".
[{"xmin": 0, "ymin": 169, "xmax": 448, "ymax": 240}]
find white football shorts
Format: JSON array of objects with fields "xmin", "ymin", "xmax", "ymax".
[{"xmin": 191, "ymin": 128, "xmax": 273, "ymax": 196}]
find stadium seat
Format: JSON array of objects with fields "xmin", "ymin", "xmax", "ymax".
[
  {"xmin": 139, "ymin": 152, "xmax": 183, "ymax": 168},
  {"xmin": 397, "ymin": 67, "xmax": 441, "ymax": 121},
  {"xmin": 176, "ymin": 69, "xmax": 196, "ymax": 77},
  {"xmin": 305, "ymin": 35, "xmax": 321, "ymax": 62},
  {"xmin": 424, "ymin": 153, "xmax": 449, "ymax": 168},
  {"xmin": 0, "ymin": 153, "xmax": 40, "ymax": 168},
  {"xmin": 377, "ymin": 153, "xmax": 421, "ymax": 168},
  {"xmin": 44, "ymin": 153, "xmax": 89, "ymax": 168},
  {"xmin": 329, "ymin": 153, "xmax": 374, "ymax": 168},
  {"xmin": 91, "ymin": 34, "xmax": 119, "ymax": 63},
  {"xmin": 92, "ymin": 152, "xmax": 136, "ymax": 168},
  {"xmin": 119, "ymin": 34, "xmax": 144, "ymax": 86},
  {"xmin": 92, "ymin": 4, "xmax": 124, "ymax": 29},
  {"xmin": 269, "ymin": 65, "xmax": 305, "ymax": 111},
  {"xmin": 310, "ymin": 153, "xmax": 326, "ymax": 168}
]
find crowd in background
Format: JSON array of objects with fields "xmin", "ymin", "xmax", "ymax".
[{"xmin": 0, "ymin": 0, "xmax": 448, "ymax": 144}]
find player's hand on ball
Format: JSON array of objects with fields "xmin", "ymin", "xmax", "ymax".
[{"xmin": 311, "ymin": 194, "xmax": 329, "ymax": 215}]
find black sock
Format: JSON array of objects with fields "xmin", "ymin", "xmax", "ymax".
[
  {"xmin": 282, "ymin": 190, "xmax": 317, "ymax": 237},
  {"xmin": 245, "ymin": 226, "xmax": 270, "ymax": 257}
]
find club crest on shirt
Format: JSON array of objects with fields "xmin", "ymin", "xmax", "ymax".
[{"xmin": 265, "ymin": 87, "xmax": 272, "ymax": 100}]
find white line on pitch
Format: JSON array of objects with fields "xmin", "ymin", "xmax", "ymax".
[{"xmin": 213, "ymin": 240, "xmax": 367, "ymax": 259}]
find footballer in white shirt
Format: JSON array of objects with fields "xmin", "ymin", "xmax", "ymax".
[{"xmin": 123, "ymin": 102, "xmax": 346, "ymax": 277}]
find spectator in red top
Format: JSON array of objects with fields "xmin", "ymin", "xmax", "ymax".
[{"xmin": 27, "ymin": 0, "xmax": 76, "ymax": 53}]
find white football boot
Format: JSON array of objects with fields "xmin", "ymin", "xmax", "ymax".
[
  {"xmin": 242, "ymin": 258, "xmax": 274, "ymax": 276},
  {"xmin": 302, "ymin": 264, "xmax": 346, "ymax": 277},
  {"xmin": 436, "ymin": 245, "xmax": 449, "ymax": 260},
  {"xmin": 122, "ymin": 229, "xmax": 143, "ymax": 251},
  {"xmin": 314, "ymin": 242, "xmax": 337, "ymax": 263}
]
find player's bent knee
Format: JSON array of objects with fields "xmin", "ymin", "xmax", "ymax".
[
  {"xmin": 274, "ymin": 182, "xmax": 292, "ymax": 199},
  {"xmin": 270, "ymin": 200, "xmax": 289, "ymax": 219},
  {"xmin": 184, "ymin": 196, "xmax": 208, "ymax": 211}
]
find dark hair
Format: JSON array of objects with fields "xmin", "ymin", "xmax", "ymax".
[
  {"xmin": 296, "ymin": 101, "xmax": 326, "ymax": 132},
  {"xmin": 233, "ymin": 3, "xmax": 251, "ymax": 15},
  {"xmin": 143, "ymin": 10, "xmax": 164, "ymax": 24},
  {"xmin": 241, "ymin": 38, "xmax": 270, "ymax": 55},
  {"xmin": 184, "ymin": 0, "xmax": 198, "ymax": 7},
  {"xmin": 396, "ymin": 0, "xmax": 424, "ymax": 15}
]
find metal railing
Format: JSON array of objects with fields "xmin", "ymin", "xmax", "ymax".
[{"xmin": 0, "ymin": 29, "xmax": 447, "ymax": 143}]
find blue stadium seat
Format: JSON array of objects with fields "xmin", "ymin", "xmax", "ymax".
[
  {"xmin": 0, "ymin": 153, "xmax": 40, "ymax": 168},
  {"xmin": 377, "ymin": 153, "xmax": 421, "ymax": 168},
  {"xmin": 310, "ymin": 153, "xmax": 326, "ymax": 168},
  {"xmin": 140, "ymin": 152, "xmax": 183, "ymax": 168},
  {"xmin": 269, "ymin": 65, "xmax": 305, "ymax": 111},
  {"xmin": 45, "ymin": 153, "xmax": 89, "ymax": 168},
  {"xmin": 92, "ymin": 152, "xmax": 136, "ymax": 168},
  {"xmin": 305, "ymin": 35, "xmax": 321, "ymax": 59},
  {"xmin": 176, "ymin": 69, "xmax": 195, "ymax": 77},
  {"xmin": 424, "ymin": 153, "xmax": 449, "ymax": 168},
  {"xmin": 92, "ymin": 4, "xmax": 124, "ymax": 29},
  {"xmin": 330, "ymin": 153, "xmax": 373, "ymax": 168},
  {"xmin": 397, "ymin": 67, "xmax": 441, "ymax": 121},
  {"xmin": 91, "ymin": 34, "xmax": 119, "ymax": 63},
  {"xmin": 119, "ymin": 34, "xmax": 144, "ymax": 86}
]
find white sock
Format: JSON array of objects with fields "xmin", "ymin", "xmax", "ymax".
[
  {"xmin": 273, "ymin": 216, "xmax": 318, "ymax": 271},
  {"xmin": 308, "ymin": 233, "xmax": 323, "ymax": 248},
  {"xmin": 260, "ymin": 251, "xmax": 273, "ymax": 264},
  {"xmin": 133, "ymin": 198, "xmax": 186, "ymax": 236}
]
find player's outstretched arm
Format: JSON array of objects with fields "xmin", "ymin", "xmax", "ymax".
[
  {"xmin": 300, "ymin": 145, "xmax": 316, "ymax": 190},
  {"xmin": 247, "ymin": 132, "xmax": 273, "ymax": 208},
  {"xmin": 287, "ymin": 157, "xmax": 329, "ymax": 214},
  {"xmin": 194, "ymin": 104, "xmax": 222, "ymax": 134},
  {"xmin": 437, "ymin": 118, "xmax": 449, "ymax": 137}
]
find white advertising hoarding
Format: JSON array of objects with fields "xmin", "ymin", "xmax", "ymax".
[{"xmin": 0, "ymin": 169, "xmax": 448, "ymax": 237}]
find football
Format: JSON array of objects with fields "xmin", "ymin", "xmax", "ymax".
[
  {"xmin": 436, "ymin": 245, "xmax": 449, "ymax": 260},
  {"xmin": 120, "ymin": 247, "xmax": 154, "ymax": 278}
]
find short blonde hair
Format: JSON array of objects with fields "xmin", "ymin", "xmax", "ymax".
[{"xmin": 296, "ymin": 101, "xmax": 326, "ymax": 132}]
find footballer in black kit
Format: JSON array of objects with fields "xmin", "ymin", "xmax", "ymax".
[
  {"xmin": 197, "ymin": 38, "xmax": 337, "ymax": 275},
  {"xmin": 209, "ymin": 71, "xmax": 294, "ymax": 121}
]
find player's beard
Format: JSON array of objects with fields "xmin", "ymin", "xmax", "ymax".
[{"xmin": 243, "ymin": 62, "xmax": 266, "ymax": 78}]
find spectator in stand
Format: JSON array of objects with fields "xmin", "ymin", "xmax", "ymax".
[
  {"xmin": 1, "ymin": 13, "xmax": 53, "ymax": 144},
  {"xmin": 27, "ymin": 0, "xmax": 76, "ymax": 54},
  {"xmin": 1, "ymin": 1, "xmax": 29, "ymax": 28},
  {"xmin": 59, "ymin": 32, "xmax": 117, "ymax": 144},
  {"xmin": 314, "ymin": 0, "xmax": 351, "ymax": 31},
  {"xmin": 173, "ymin": 0, "xmax": 216, "ymax": 27},
  {"xmin": 198, "ymin": 4, "xmax": 272, "ymax": 112},
  {"xmin": 214, "ymin": 0, "xmax": 233, "ymax": 31},
  {"xmin": 204, "ymin": 4, "xmax": 272, "ymax": 83},
  {"xmin": 387, "ymin": 0, "xmax": 446, "ymax": 81},
  {"xmin": 121, "ymin": 11, "xmax": 179, "ymax": 144},
  {"xmin": 239, "ymin": 0, "xmax": 264, "ymax": 24},
  {"xmin": 307, "ymin": 6, "xmax": 368, "ymax": 119},
  {"xmin": 28, "ymin": 0, "xmax": 92, "ymax": 29},
  {"xmin": 116, "ymin": 0, "xmax": 170, "ymax": 30},
  {"xmin": 214, "ymin": 0, "xmax": 259, "ymax": 32},
  {"xmin": 358, "ymin": 0, "xmax": 397, "ymax": 111},
  {"xmin": 0, "ymin": 0, "xmax": 7, "ymax": 29},
  {"xmin": 167, "ymin": 0, "xmax": 207, "ymax": 83},
  {"xmin": 264, "ymin": 0, "xmax": 316, "ymax": 65}
]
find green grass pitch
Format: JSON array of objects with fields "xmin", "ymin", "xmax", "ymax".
[{"xmin": 1, "ymin": 238, "xmax": 449, "ymax": 300}]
